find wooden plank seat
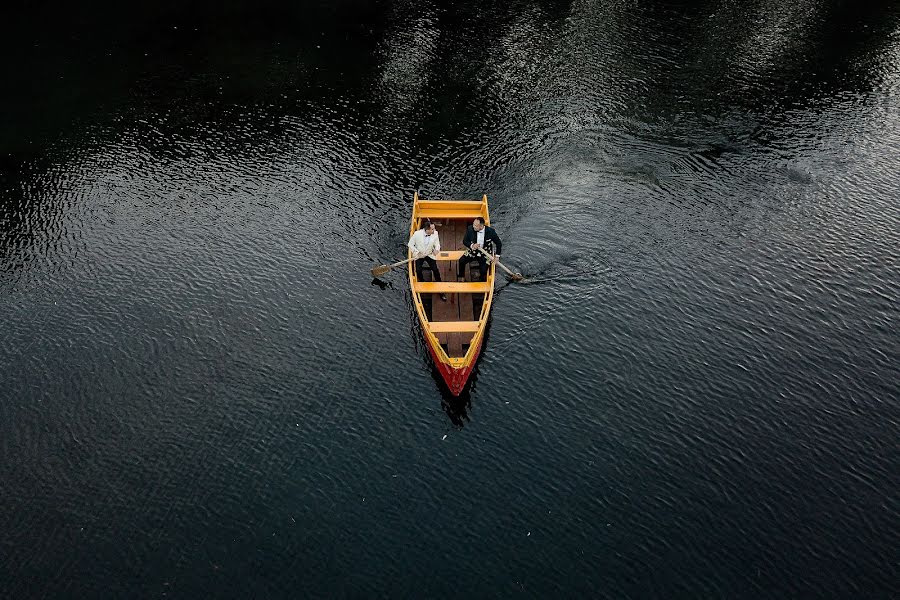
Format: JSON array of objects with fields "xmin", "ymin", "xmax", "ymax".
[
  {"xmin": 428, "ymin": 321, "xmax": 480, "ymax": 333},
  {"xmin": 417, "ymin": 208, "xmax": 484, "ymax": 220},
  {"xmin": 413, "ymin": 282, "xmax": 492, "ymax": 294},
  {"xmin": 417, "ymin": 201, "xmax": 484, "ymax": 212},
  {"xmin": 432, "ymin": 250, "xmax": 466, "ymax": 261}
]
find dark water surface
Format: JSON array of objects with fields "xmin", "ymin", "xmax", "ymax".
[{"xmin": 2, "ymin": 1, "xmax": 898, "ymax": 597}]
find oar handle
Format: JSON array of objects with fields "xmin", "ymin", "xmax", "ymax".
[
  {"xmin": 394, "ymin": 237, "xmax": 438, "ymax": 267},
  {"xmin": 374, "ymin": 239, "xmax": 437, "ymax": 276},
  {"xmin": 407, "ymin": 238, "xmax": 437, "ymax": 263},
  {"xmin": 476, "ymin": 247, "xmax": 517, "ymax": 277}
]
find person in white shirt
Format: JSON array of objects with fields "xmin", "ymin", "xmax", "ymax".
[{"xmin": 408, "ymin": 219, "xmax": 447, "ymax": 301}]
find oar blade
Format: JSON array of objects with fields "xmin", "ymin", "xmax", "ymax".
[{"xmin": 371, "ymin": 264, "xmax": 392, "ymax": 277}]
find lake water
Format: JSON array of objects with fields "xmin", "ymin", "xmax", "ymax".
[{"xmin": 2, "ymin": 1, "xmax": 898, "ymax": 597}]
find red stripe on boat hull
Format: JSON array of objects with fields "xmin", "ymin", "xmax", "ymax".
[{"xmin": 427, "ymin": 341, "xmax": 481, "ymax": 396}]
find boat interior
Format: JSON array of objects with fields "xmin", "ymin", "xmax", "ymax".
[{"xmin": 413, "ymin": 214, "xmax": 492, "ymax": 358}]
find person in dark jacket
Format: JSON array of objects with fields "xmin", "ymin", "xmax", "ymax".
[{"xmin": 457, "ymin": 217, "xmax": 502, "ymax": 282}]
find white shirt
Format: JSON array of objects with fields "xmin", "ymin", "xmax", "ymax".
[
  {"xmin": 476, "ymin": 228, "xmax": 485, "ymax": 248},
  {"xmin": 408, "ymin": 229, "xmax": 441, "ymax": 258}
]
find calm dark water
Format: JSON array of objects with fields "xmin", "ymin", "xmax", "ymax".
[{"xmin": 2, "ymin": 1, "xmax": 898, "ymax": 597}]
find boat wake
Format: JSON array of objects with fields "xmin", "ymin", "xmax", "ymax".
[{"xmin": 489, "ymin": 249, "xmax": 627, "ymax": 354}]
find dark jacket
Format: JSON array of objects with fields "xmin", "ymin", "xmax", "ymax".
[{"xmin": 462, "ymin": 225, "xmax": 502, "ymax": 256}]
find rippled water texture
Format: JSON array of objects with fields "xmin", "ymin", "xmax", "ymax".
[{"xmin": 2, "ymin": 1, "xmax": 898, "ymax": 597}]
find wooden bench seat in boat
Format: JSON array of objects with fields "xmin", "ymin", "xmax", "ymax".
[
  {"xmin": 428, "ymin": 321, "xmax": 480, "ymax": 333},
  {"xmin": 432, "ymin": 250, "xmax": 466, "ymax": 260},
  {"xmin": 416, "ymin": 200, "xmax": 485, "ymax": 221},
  {"xmin": 413, "ymin": 282, "xmax": 492, "ymax": 294}
]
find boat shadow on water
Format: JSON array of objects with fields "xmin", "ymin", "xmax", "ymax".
[{"xmin": 432, "ymin": 365, "xmax": 478, "ymax": 427}]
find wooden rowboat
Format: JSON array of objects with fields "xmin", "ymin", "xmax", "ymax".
[{"xmin": 409, "ymin": 192, "xmax": 495, "ymax": 395}]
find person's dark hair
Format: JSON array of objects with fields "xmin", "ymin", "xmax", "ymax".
[
  {"xmin": 422, "ymin": 219, "xmax": 433, "ymax": 230},
  {"xmin": 473, "ymin": 217, "xmax": 485, "ymax": 226}
]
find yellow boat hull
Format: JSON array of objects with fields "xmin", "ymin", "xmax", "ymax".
[{"xmin": 409, "ymin": 192, "xmax": 495, "ymax": 395}]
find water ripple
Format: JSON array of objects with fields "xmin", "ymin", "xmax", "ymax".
[{"xmin": 2, "ymin": 1, "xmax": 899, "ymax": 597}]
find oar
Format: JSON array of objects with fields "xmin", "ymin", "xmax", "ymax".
[
  {"xmin": 371, "ymin": 257, "xmax": 413, "ymax": 277},
  {"xmin": 373, "ymin": 236, "xmax": 438, "ymax": 278},
  {"xmin": 477, "ymin": 247, "xmax": 523, "ymax": 281}
]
